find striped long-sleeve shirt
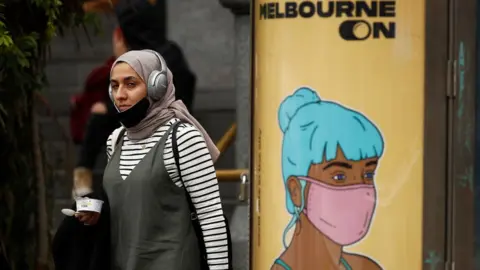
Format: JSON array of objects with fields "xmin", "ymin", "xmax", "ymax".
[{"xmin": 106, "ymin": 118, "xmax": 229, "ymax": 270}]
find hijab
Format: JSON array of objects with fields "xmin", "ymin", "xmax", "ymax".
[{"xmin": 111, "ymin": 50, "xmax": 220, "ymax": 162}]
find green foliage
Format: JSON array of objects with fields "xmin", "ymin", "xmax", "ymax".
[{"xmin": 0, "ymin": 0, "xmax": 99, "ymax": 268}]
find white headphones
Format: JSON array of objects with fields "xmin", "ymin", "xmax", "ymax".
[{"xmin": 109, "ymin": 49, "xmax": 168, "ymax": 103}]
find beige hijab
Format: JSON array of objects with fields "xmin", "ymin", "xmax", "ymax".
[{"xmin": 111, "ymin": 50, "xmax": 220, "ymax": 162}]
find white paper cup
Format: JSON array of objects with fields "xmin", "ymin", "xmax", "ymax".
[{"xmin": 76, "ymin": 197, "xmax": 104, "ymax": 213}]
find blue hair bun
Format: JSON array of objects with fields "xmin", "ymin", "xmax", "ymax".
[{"xmin": 278, "ymin": 87, "xmax": 320, "ymax": 133}]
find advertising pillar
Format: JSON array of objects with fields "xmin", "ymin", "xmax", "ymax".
[{"xmin": 251, "ymin": 1, "xmax": 425, "ymax": 269}]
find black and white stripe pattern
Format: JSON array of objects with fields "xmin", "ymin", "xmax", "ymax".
[{"xmin": 106, "ymin": 118, "xmax": 229, "ymax": 270}]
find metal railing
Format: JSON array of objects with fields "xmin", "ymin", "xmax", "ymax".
[
  {"xmin": 214, "ymin": 123, "xmax": 249, "ymax": 202},
  {"xmin": 215, "ymin": 123, "xmax": 248, "ymax": 180}
]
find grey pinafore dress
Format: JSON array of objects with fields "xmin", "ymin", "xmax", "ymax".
[{"xmin": 103, "ymin": 124, "xmax": 201, "ymax": 270}]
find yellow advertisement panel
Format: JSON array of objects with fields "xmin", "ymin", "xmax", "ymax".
[{"xmin": 251, "ymin": 1, "xmax": 425, "ymax": 269}]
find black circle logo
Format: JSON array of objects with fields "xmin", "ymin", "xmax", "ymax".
[{"xmin": 339, "ymin": 20, "xmax": 372, "ymax": 41}]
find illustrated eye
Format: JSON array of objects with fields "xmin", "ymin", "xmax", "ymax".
[
  {"xmin": 333, "ymin": 174, "xmax": 346, "ymax": 181},
  {"xmin": 364, "ymin": 172, "xmax": 375, "ymax": 180}
]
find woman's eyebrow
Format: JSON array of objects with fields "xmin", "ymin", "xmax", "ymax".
[
  {"xmin": 366, "ymin": 160, "xmax": 378, "ymax": 167},
  {"xmin": 323, "ymin": 162, "xmax": 352, "ymax": 170},
  {"xmin": 110, "ymin": 76, "xmax": 136, "ymax": 83},
  {"xmin": 123, "ymin": 76, "xmax": 137, "ymax": 82}
]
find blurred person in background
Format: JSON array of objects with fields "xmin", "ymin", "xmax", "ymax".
[{"xmin": 71, "ymin": 0, "xmax": 196, "ymax": 198}]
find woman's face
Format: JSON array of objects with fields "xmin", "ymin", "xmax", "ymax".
[
  {"xmin": 110, "ymin": 62, "xmax": 147, "ymax": 112},
  {"xmin": 308, "ymin": 147, "xmax": 379, "ymax": 186},
  {"xmin": 287, "ymin": 146, "xmax": 380, "ymax": 217}
]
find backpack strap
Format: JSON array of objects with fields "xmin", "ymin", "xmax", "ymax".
[
  {"xmin": 111, "ymin": 127, "xmax": 126, "ymax": 155},
  {"xmin": 171, "ymin": 121, "xmax": 233, "ymax": 270}
]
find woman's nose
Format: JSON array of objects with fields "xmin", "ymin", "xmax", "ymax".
[
  {"xmin": 353, "ymin": 173, "xmax": 366, "ymax": 184},
  {"xmin": 115, "ymin": 87, "xmax": 128, "ymax": 100}
]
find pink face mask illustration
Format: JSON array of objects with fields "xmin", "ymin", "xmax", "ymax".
[{"xmin": 298, "ymin": 177, "xmax": 376, "ymax": 246}]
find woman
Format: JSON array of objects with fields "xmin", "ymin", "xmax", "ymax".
[
  {"xmin": 72, "ymin": 6, "xmax": 197, "ymax": 197},
  {"xmin": 73, "ymin": 0, "xmax": 196, "ymax": 199},
  {"xmin": 271, "ymin": 87, "xmax": 384, "ymax": 270},
  {"xmin": 76, "ymin": 50, "xmax": 228, "ymax": 269}
]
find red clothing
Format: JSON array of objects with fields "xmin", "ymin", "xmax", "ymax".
[{"xmin": 70, "ymin": 56, "xmax": 116, "ymax": 144}]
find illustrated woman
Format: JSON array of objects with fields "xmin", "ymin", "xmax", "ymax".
[
  {"xmin": 271, "ymin": 87, "xmax": 384, "ymax": 270},
  {"xmin": 75, "ymin": 50, "xmax": 229, "ymax": 269}
]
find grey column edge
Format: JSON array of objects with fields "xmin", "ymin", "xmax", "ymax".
[
  {"xmin": 219, "ymin": 0, "xmax": 251, "ymax": 16},
  {"xmin": 219, "ymin": 1, "xmax": 251, "ymax": 270}
]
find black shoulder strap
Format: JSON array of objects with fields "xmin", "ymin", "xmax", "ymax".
[
  {"xmin": 115, "ymin": 128, "xmax": 127, "ymax": 148},
  {"xmin": 171, "ymin": 121, "xmax": 208, "ymax": 269},
  {"xmin": 171, "ymin": 121, "xmax": 233, "ymax": 270},
  {"xmin": 171, "ymin": 121, "xmax": 195, "ymax": 208}
]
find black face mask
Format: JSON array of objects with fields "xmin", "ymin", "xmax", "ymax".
[{"xmin": 115, "ymin": 97, "xmax": 150, "ymax": 128}]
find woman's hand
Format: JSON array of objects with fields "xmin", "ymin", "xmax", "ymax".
[
  {"xmin": 61, "ymin": 195, "xmax": 104, "ymax": 226},
  {"xmin": 75, "ymin": 211, "xmax": 101, "ymax": 225}
]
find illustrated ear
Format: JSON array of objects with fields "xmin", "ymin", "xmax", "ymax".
[{"xmin": 287, "ymin": 176, "xmax": 302, "ymax": 207}]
